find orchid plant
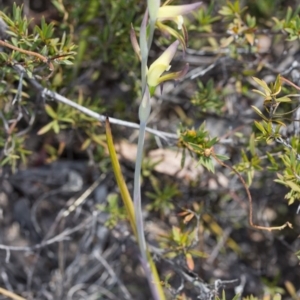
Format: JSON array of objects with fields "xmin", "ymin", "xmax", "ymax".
[{"xmin": 129, "ymin": 1, "xmax": 202, "ymax": 299}]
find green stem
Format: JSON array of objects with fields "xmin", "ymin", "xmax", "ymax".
[
  {"xmin": 134, "ymin": 120, "xmax": 165, "ymax": 300},
  {"xmin": 105, "ymin": 118, "xmax": 165, "ymax": 300}
]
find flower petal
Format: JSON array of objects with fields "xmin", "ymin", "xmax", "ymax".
[
  {"xmin": 156, "ymin": 22, "xmax": 186, "ymax": 51},
  {"xmin": 147, "ymin": 64, "xmax": 168, "ymax": 87},
  {"xmin": 150, "ymin": 40, "xmax": 179, "ymax": 69},
  {"xmin": 147, "ymin": 40, "xmax": 179, "ymax": 87},
  {"xmin": 157, "ymin": 63, "xmax": 189, "ymax": 84},
  {"xmin": 157, "ymin": 3, "xmax": 202, "ymax": 19},
  {"xmin": 157, "ymin": 2, "xmax": 202, "ymax": 29}
]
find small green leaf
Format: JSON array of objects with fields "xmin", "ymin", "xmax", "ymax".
[
  {"xmin": 284, "ymin": 181, "xmax": 300, "ymax": 192},
  {"xmin": 221, "ymin": 36, "xmax": 234, "ymax": 47},
  {"xmin": 81, "ymin": 138, "xmax": 91, "ymax": 151},
  {"xmin": 252, "ymin": 106, "xmax": 268, "ymax": 121},
  {"xmin": 252, "ymin": 77, "xmax": 271, "ymax": 94},
  {"xmin": 52, "ymin": 120, "xmax": 60, "ymax": 134},
  {"xmin": 188, "ymin": 249, "xmax": 208, "ymax": 258},
  {"xmin": 91, "ymin": 134, "xmax": 106, "ymax": 145},
  {"xmin": 232, "ymin": 294, "xmax": 241, "ymax": 300},
  {"xmin": 45, "ymin": 104, "xmax": 58, "ymax": 119},
  {"xmin": 249, "ymin": 133, "xmax": 256, "ymax": 156},
  {"xmin": 57, "ymin": 59, "xmax": 74, "ymax": 65},
  {"xmin": 172, "ymin": 227, "xmax": 181, "ymax": 243},
  {"xmin": 252, "ymin": 89, "xmax": 267, "ymax": 97},
  {"xmin": 215, "ymin": 154, "xmax": 229, "ymax": 161},
  {"xmin": 254, "ymin": 120, "xmax": 266, "ymax": 133},
  {"xmin": 37, "ymin": 121, "xmax": 54, "ymax": 135},
  {"xmin": 276, "ymin": 96, "xmax": 291, "ymax": 102},
  {"xmin": 60, "ymin": 117, "xmax": 74, "ymax": 123}
]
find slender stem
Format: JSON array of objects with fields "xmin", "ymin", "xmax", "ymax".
[
  {"xmin": 147, "ymin": 20, "xmax": 156, "ymax": 51},
  {"xmin": 133, "ymin": 121, "xmax": 147, "ymax": 254},
  {"xmin": 140, "ymin": 10, "xmax": 149, "ymax": 95},
  {"xmin": 213, "ymin": 151, "xmax": 292, "ymax": 231},
  {"xmin": 133, "ymin": 120, "xmax": 161, "ymax": 300},
  {"xmin": 132, "ymin": 7, "xmax": 164, "ymax": 298},
  {"xmin": 0, "ymin": 40, "xmax": 49, "ymax": 64}
]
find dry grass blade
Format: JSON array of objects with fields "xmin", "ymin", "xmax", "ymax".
[{"xmin": 0, "ymin": 287, "xmax": 26, "ymax": 300}]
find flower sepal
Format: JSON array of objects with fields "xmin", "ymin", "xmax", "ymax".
[{"xmin": 156, "ymin": 21, "xmax": 187, "ymax": 52}]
